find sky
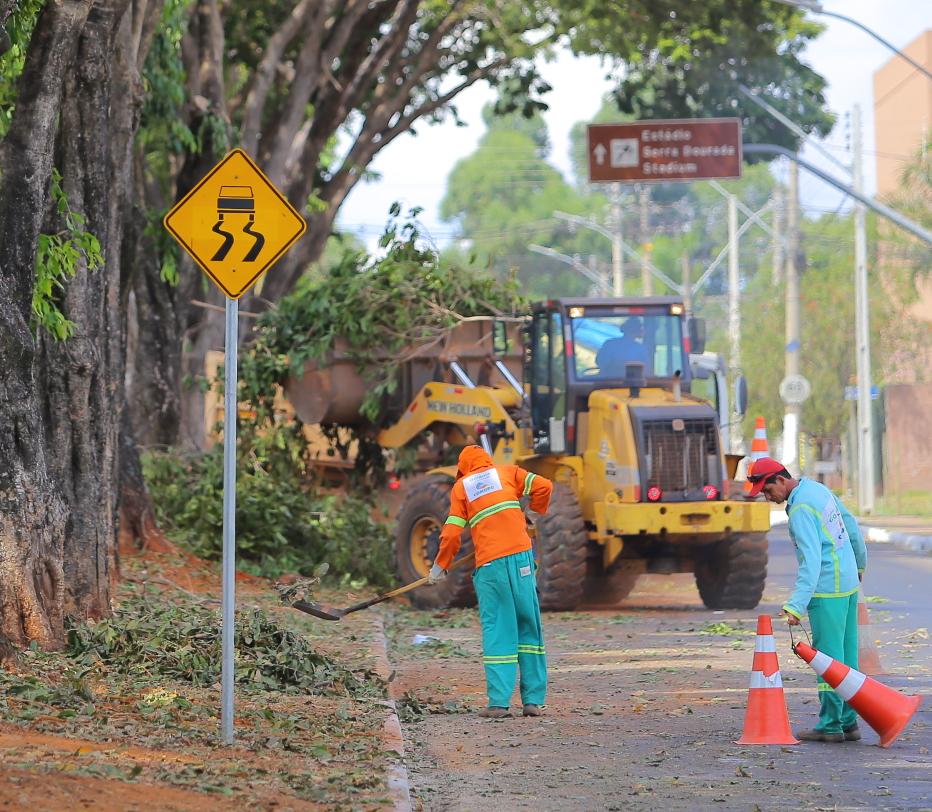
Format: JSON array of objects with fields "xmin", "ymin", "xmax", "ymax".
[{"xmin": 337, "ymin": 1, "xmax": 932, "ymax": 251}]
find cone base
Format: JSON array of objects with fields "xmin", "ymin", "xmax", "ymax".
[
  {"xmin": 876, "ymin": 694, "xmax": 923, "ymax": 748},
  {"xmin": 735, "ymin": 734, "xmax": 800, "ymax": 746},
  {"xmin": 736, "ymin": 692, "xmax": 800, "ymax": 746}
]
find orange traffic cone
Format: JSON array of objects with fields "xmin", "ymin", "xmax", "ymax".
[
  {"xmin": 793, "ymin": 640, "xmax": 923, "ymax": 748},
  {"xmin": 743, "ymin": 417, "xmax": 770, "ymax": 494},
  {"xmin": 857, "ymin": 588, "xmax": 885, "ymax": 676},
  {"xmin": 736, "ymin": 615, "xmax": 799, "ymax": 745}
]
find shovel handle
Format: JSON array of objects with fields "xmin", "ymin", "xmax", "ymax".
[
  {"xmin": 340, "ymin": 551, "xmax": 475, "ymax": 617},
  {"xmin": 339, "ymin": 577, "xmax": 429, "ymax": 616}
]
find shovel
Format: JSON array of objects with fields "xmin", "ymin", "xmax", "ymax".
[{"xmin": 292, "ymin": 551, "xmax": 475, "ymax": 621}]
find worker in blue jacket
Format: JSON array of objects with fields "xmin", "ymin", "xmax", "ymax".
[{"xmin": 747, "ymin": 456, "xmax": 867, "ymax": 743}]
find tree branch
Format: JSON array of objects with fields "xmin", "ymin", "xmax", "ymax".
[
  {"xmin": 261, "ymin": 0, "xmax": 341, "ymax": 182},
  {"xmin": 240, "ymin": 0, "xmax": 317, "ymax": 156}
]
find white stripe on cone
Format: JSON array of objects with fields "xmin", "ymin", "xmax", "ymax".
[
  {"xmin": 749, "ymin": 670, "xmax": 784, "ymax": 689},
  {"xmin": 754, "ymin": 636, "xmax": 776, "ymax": 653},
  {"xmin": 835, "ymin": 669, "xmax": 867, "ymax": 702},
  {"xmin": 809, "ymin": 651, "xmax": 833, "ymax": 676}
]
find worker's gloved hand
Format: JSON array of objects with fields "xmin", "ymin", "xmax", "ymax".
[
  {"xmin": 428, "ymin": 563, "xmax": 447, "ymax": 584},
  {"xmin": 781, "ymin": 609, "xmax": 801, "ymax": 627}
]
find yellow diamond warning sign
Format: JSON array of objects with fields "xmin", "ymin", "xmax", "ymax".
[{"xmin": 163, "ymin": 149, "xmax": 307, "ymax": 299}]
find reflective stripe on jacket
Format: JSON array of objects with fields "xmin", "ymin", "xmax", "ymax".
[
  {"xmin": 435, "ymin": 445, "xmax": 553, "ymax": 570},
  {"xmin": 783, "ymin": 478, "xmax": 867, "ymax": 618}
]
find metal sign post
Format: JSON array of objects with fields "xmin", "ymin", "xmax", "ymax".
[
  {"xmin": 220, "ymin": 297, "xmax": 238, "ymax": 744},
  {"xmin": 164, "ymin": 148, "xmax": 307, "ymax": 744}
]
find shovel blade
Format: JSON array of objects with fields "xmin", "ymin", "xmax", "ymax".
[{"xmin": 292, "ymin": 600, "xmax": 344, "ymax": 621}]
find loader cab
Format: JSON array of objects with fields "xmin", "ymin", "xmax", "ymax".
[{"xmin": 526, "ymin": 298, "xmax": 703, "ymax": 455}]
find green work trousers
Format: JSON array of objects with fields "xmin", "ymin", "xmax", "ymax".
[
  {"xmin": 808, "ymin": 593, "xmax": 859, "ymax": 733},
  {"xmin": 472, "ymin": 549, "xmax": 547, "ymax": 709}
]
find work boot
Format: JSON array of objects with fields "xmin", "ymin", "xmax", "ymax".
[
  {"xmin": 479, "ymin": 707, "xmax": 512, "ymax": 719},
  {"xmin": 522, "ymin": 704, "xmax": 542, "ymax": 717},
  {"xmin": 795, "ymin": 728, "xmax": 844, "ymax": 743},
  {"xmin": 843, "ymin": 724, "xmax": 862, "ymax": 741}
]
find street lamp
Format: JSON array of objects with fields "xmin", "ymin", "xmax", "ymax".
[{"xmin": 771, "ymin": 0, "xmax": 932, "ymax": 82}]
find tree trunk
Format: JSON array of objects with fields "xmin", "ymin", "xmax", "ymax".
[
  {"xmin": 139, "ymin": 0, "xmax": 230, "ymax": 451},
  {"xmin": 124, "ymin": 191, "xmax": 187, "ymax": 449},
  {"xmin": 118, "ymin": 405, "xmax": 175, "ymax": 557},
  {"xmin": 0, "ymin": 0, "xmax": 94, "ymax": 647},
  {"xmin": 40, "ymin": 0, "xmax": 133, "ymax": 619},
  {"xmin": 115, "ymin": 0, "xmax": 176, "ymax": 553}
]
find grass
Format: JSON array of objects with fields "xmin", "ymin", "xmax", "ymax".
[{"xmin": 872, "ymin": 489, "xmax": 932, "ymax": 518}]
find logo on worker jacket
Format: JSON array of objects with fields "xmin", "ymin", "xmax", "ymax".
[
  {"xmin": 462, "ymin": 468, "xmax": 503, "ymax": 503},
  {"xmin": 823, "ymin": 498, "xmax": 849, "ymax": 550}
]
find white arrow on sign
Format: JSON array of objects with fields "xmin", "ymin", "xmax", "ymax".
[{"xmin": 593, "ymin": 143, "xmax": 607, "ymax": 165}]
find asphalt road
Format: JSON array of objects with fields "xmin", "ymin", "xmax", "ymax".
[
  {"xmin": 392, "ymin": 525, "xmax": 931, "ymax": 811},
  {"xmin": 767, "ymin": 523, "xmax": 932, "ymax": 675}
]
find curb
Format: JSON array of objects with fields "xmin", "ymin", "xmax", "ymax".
[
  {"xmin": 861, "ymin": 526, "xmax": 932, "ymax": 554},
  {"xmin": 769, "ymin": 509, "xmax": 931, "ymax": 554},
  {"xmin": 370, "ymin": 613, "xmax": 414, "ymax": 812}
]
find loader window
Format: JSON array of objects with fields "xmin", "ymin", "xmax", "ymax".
[
  {"xmin": 571, "ymin": 313, "xmax": 686, "ymax": 381},
  {"xmin": 529, "ymin": 311, "xmax": 566, "ymax": 452}
]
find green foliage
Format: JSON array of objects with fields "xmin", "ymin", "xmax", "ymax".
[
  {"xmin": 138, "ymin": 0, "xmax": 196, "ymax": 157},
  {"xmin": 738, "ymin": 209, "xmax": 893, "ymax": 443},
  {"xmin": 142, "ymin": 214, "xmax": 517, "ymax": 584},
  {"xmin": 238, "ymin": 206, "xmax": 527, "ymax": 478},
  {"xmin": 142, "ymin": 445, "xmax": 394, "ymax": 586},
  {"xmin": 0, "ymin": 0, "xmax": 44, "ymax": 138},
  {"xmin": 885, "ymin": 144, "xmax": 932, "ymax": 278},
  {"xmin": 874, "ymin": 490, "xmax": 932, "ymax": 518},
  {"xmin": 440, "ymin": 107, "xmax": 602, "ymax": 297},
  {"xmin": 562, "ymin": 0, "xmax": 834, "ymax": 153},
  {"xmin": 32, "ymin": 169, "xmax": 103, "ymax": 340},
  {"xmin": 65, "ymin": 592, "xmax": 383, "ymax": 696}
]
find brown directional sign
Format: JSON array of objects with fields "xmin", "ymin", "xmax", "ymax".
[{"xmin": 587, "ymin": 118, "xmax": 742, "ymax": 183}]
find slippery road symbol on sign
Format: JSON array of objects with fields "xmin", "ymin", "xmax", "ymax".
[
  {"xmin": 164, "ymin": 149, "xmax": 307, "ymax": 299},
  {"xmin": 211, "ymin": 186, "xmax": 266, "ymax": 263}
]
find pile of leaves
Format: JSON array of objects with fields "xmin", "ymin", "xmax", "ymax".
[
  {"xmin": 143, "ymin": 445, "xmax": 394, "ymax": 586},
  {"xmin": 65, "ymin": 592, "xmax": 383, "ymax": 697},
  {"xmin": 395, "ymin": 690, "xmax": 469, "ymax": 723}
]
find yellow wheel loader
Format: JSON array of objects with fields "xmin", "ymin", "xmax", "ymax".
[{"xmin": 288, "ymin": 296, "xmax": 771, "ymax": 611}]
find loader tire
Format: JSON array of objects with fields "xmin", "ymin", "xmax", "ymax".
[
  {"xmin": 694, "ymin": 533, "xmax": 768, "ymax": 610},
  {"xmin": 394, "ymin": 477, "xmax": 476, "ymax": 609},
  {"xmin": 534, "ymin": 483, "xmax": 588, "ymax": 611},
  {"xmin": 583, "ymin": 560, "xmax": 643, "ymax": 606}
]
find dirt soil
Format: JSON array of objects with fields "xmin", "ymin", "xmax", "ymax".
[
  {"xmin": 385, "ymin": 574, "xmax": 931, "ymax": 812},
  {"xmin": 0, "ymin": 550, "xmax": 401, "ymax": 812}
]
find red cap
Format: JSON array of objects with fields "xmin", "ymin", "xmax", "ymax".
[{"xmin": 746, "ymin": 457, "xmax": 786, "ymax": 497}]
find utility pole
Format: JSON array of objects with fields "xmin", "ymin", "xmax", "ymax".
[
  {"xmin": 727, "ymin": 193, "xmax": 741, "ymax": 453},
  {"xmin": 639, "ymin": 186, "xmax": 652, "ymax": 295},
  {"xmin": 589, "ymin": 253, "xmax": 606, "ymax": 296},
  {"xmin": 772, "ymin": 180, "xmax": 784, "ymax": 287},
  {"xmin": 681, "ymin": 253, "xmax": 692, "ymax": 313},
  {"xmin": 783, "ymin": 161, "xmax": 801, "ymax": 475},
  {"xmin": 611, "ymin": 183, "xmax": 624, "ymax": 295},
  {"xmin": 853, "ymin": 104, "xmax": 875, "ymax": 513}
]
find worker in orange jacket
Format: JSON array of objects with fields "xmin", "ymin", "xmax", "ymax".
[{"xmin": 429, "ymin": 445, "xmax": 553, "ymax": 719}]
